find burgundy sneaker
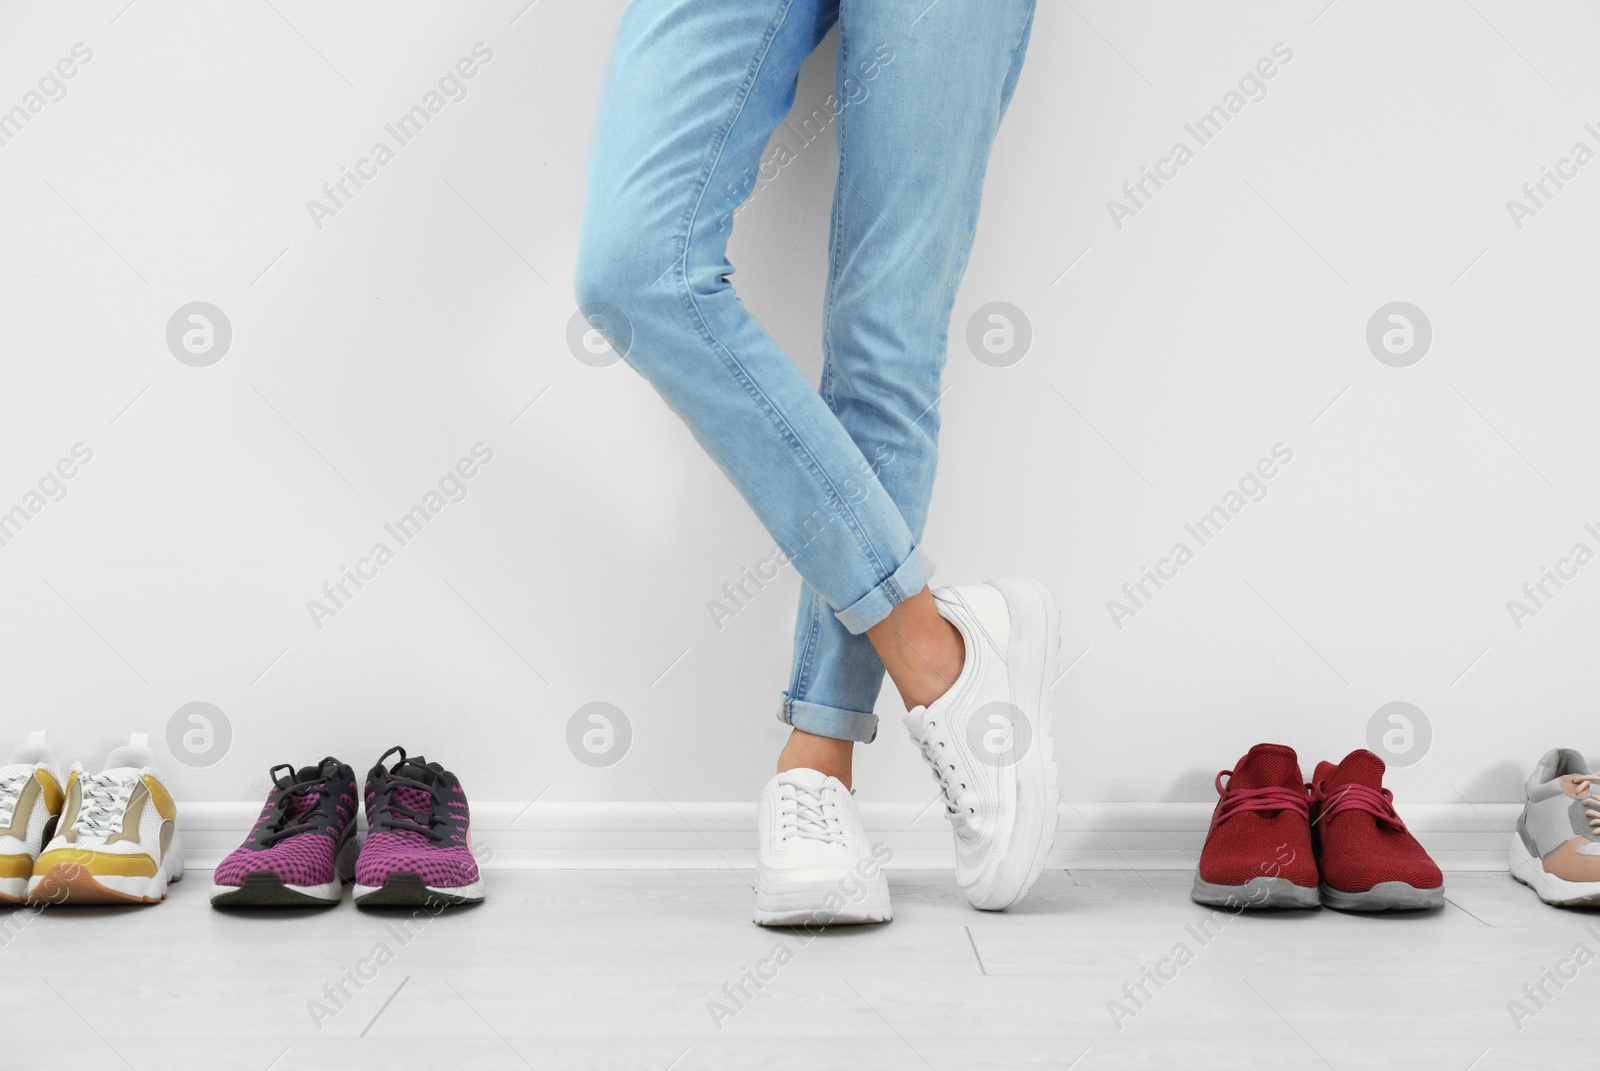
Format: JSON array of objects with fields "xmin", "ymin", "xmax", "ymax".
[
  {"xmin": 1193, "ymin": 743, "xmax": 1320, "ymax": 909},
  {"xmin": 352, "ymin": 747, "xmax": 482, "ymax": 907},
  {"xmin": 1310, "ymin": 749, "xmax": 1443, "ymax": 910},
  {"xmin": 211, "ymin": 757, "xmax": 359, "ymax": 907}
]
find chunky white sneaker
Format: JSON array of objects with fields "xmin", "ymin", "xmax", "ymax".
[
  {"xmin": 0, "ymin": 732, "xmax": 65, "ymax": 904},
  {"xmin": 905, "ymin": 577, "xmax": 1061, "ymax": 910},
  {"xmin": 27, "ymin": 733, "xmax": 184, "ymax": 905},
  {"xmin": 753, "ymin": 769, "xmax": 892, "ymax": 927}
]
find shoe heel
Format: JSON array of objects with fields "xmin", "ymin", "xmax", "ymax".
[{"xmin": 168, "ymin": 830, "xmax": 185, "ymax": 883}]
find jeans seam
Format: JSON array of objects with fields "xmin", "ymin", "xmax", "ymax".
[
  {"xmin": 667, "ymin": 0, "xmax": 895, "ymax": 593},
  {"xmin": 668, "ymin": 1, "xmax": 789, "ymax": 257},
  {"xmin": 792, "ymin": 589, "xmax": 822, "ymax": 702},
  {"xmin": 1000, "ymin": 2, "xmax": 1038, "ymax": 116},
  {"xmin": 820, "ymin": 1, "xmax": 851, "ymax": 415}
]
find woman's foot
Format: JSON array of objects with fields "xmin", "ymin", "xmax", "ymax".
[
  {"xmin": 752, "ymin": 769, "xmax": 892, "ymax": 927},
  {"xmin": 901, "ymin": 577, "xmax": 1061, "ymax": 911}
]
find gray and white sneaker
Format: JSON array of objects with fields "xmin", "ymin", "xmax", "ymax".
[
  {"xmin": 905, "ymin": 578, "xmax": 1061, "ymax": 911},
  {"xmin": 753, "ymin": 769, "xmax": 892, "ymax": 927},
  {"xmin": 1510, "ymin": 748, "xmax": 1600, "ymax": 907}
]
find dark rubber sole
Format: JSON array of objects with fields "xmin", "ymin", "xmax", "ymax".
[
  {"xmin": 211, "ymin": 872, "xmax": 340, "ymax": 908},
  {"xmin": 352, "ymin": 872, "xmax": 483, "ymax": 908}
]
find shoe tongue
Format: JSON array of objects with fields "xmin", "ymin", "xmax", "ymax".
[
  {"xmin": 1229, "ymin": 744, "xmax": 1302, "ymax": 790},
  {"xmin": 289, "ymin": 756, "xmax": 345, "ymax": 785},
  {"xmin": 1325, "ymin": 749, "xmax": 1386, "ymax": 790},
  {"xmin": 396, "ymin": 755, "xmax": 444, "ymax": 779}
]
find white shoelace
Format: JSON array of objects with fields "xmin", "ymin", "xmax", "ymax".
[
  {"xmin": 909, "ymin": 717, "xmax": 977, "ymax": 835},
  {"xmin": 780, "ymin": 781, "xmax": 846, "ymax": 846},
  {"xmin": 73, "ymin": 772, "xmax": 139, "ymax": 840},
  {"xmin": 0, "ymin": 771, "xmax": 27, "ymax": 828}
]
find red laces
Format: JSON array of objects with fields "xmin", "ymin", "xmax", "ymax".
[
  {"xmin": 1212, "ymin": 770, "xmax": 1311, "ymax": 825},
  {"xmin": 1312, "ymin": 780, "xmax": 1407, "ymax": 831}
]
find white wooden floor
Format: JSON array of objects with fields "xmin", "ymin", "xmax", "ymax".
[{"xmin": 0, "ymin": 868, "xmax": 1588, "ymax": 1070}]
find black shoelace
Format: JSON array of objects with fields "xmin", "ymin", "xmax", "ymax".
[
  {"xmin": 371, "ymin": 746, "xmax": 447, "ymax": 843},
  {"xmin": 257, "ymin": 761, "xmax": 333, "ymax": 847}
]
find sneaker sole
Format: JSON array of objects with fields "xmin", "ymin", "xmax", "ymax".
[
  {"xmin": 1192, "ymin": 874, "xmax": 1320, "ymax": 910},
  {"xmin": 1509, "ymin": 835, "xmax": 1600, "ymax": 906},
  {"xmin": 26, "ymin": 862, "xmax": 182, "ymax": 905},
  {"xmin": 0, "ymin": 875, "xmax": 28, "ymax": 904},
  {"xmin": 210, "ymin": 830, "xmax": 359, "ymax": 908},
  {"xmin": 353, "ymin": 873, "xmax": 484, "ymax": 907},
  {"xmin": 211, "ymin": 872, "xmax": 343, "ymax": 907},
  {"xmin": 1320, "ymin": 880, "xmax": 1443, "ymax": 911},
  {"xmin": 753, "ymin": 881, "xmax": 893, "ymax": 927},
  {"xmin": 969, "ymin": 575, "xmax": 1061, "ymax": 912}
]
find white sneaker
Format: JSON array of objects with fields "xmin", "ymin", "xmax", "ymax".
[
  {"xmin": 753, "ymin": 769, "xmax": 892, "ymax": 926},
  {"xmin": 27, "ymin": 733, "xmax": 184, "ymax": 905},
  {"xmin": 905, "ymin": 577, "xmax": 1061, "ymax": 910},
  {"xmin": 0, "ymin": 732, "xmax": 65, "ymax": 904}
]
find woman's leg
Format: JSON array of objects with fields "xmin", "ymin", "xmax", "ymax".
[
  {"xmin": 576, "ymin": 0, "xmax": 937, "ymax": 646},
  {"xmin": 577, "ymin": 0, "xmax": 1049, "ymax": 920},
  {"xmin": 777, "ymin": 0, "xmax": 1040, "ymax": 781}
]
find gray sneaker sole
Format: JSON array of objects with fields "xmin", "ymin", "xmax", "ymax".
[
  {"xmin": 1321, "ymin": 880, "xmax": 1443, "ymax": 911},
  {"xmin": 1191, "ymin": 874, "xmax": 1320, "ymax": 910}
]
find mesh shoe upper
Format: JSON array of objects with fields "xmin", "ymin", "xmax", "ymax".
[
  {"xmin": 35, "ymin": 734, "xmax": 179, "ymax": 874},
  {"xmin": 1310, "ymin": 749, "xmax": 1442, "ymax": 893},
  {"xmin": 0, "ymin": 730, "xmax": 64, "ymax": 864},
  {"xmin": 1197, "ymin": 743, "xmax": 1319, "ymax": 888},
  {"xmin": 355, "ymin": 747, "xmax": 478, "ymax": 889},
  {"xmin": 0, "ymin": 733, "xmax": 65, "ymax": 884},
  {"xmin": 0, "ymin": 768, "xmax": 63, "ymax": 861},
  {"xmin": 215, "ymin": 758, "xmax": 357, "ymax": 888},
  {"xmin": 1515, "ymin": 747, "xmax": 1600, "ymax": 884}
]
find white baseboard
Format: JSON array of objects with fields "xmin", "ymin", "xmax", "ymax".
[{"xmin": 177, "ymin": 800, "xmax": 1522, "ymax": 872}]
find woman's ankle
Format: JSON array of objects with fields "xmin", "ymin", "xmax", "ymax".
[
  {"xmin": 867, "ymin": 589, "xmax": 965, "ymax": 710},
  {"xmin": 777, "ymin": 729, "xmax": 854, "ymax": 789}
]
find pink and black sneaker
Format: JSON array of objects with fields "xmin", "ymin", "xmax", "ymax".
[
  {"xmin": 211, "ymin": 757, "xmax": 359, "ymax": 907},
  {"xmin": 352, "ymin": 746, "xmax": 483, "ymax": 907}
]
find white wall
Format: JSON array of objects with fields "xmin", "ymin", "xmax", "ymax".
[{"xmin": 2, "ymin": 1, "xmax": 1596, "ymax": 864}]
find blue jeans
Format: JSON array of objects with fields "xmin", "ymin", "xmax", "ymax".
[{"xmin": 575, "ymin": 0, "xmax": 1036, "ymax": 744}]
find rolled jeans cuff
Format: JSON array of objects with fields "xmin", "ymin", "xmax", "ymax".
[
  {"xmin": 777, "ymin": 694, "xmax": 879, "ymax": 744},
  {"xmin": 833, "ymin": 545, "xmax": 935, "ymax": 635}
]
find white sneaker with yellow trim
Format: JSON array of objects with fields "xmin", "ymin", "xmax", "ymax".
[
  {"xmin": 27, "ymin": 733, "xmax": 184, "ymax": 905},
  {"xmin": 0, "ymin": 731, "xmax": 65, "ymax": 904}
]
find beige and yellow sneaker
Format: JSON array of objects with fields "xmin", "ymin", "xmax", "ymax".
[
  {"xmin": 27, "ymin": 733, "xmax": 183, "ymax": 905},
  {"xmin": 0, "ymin": 732, "xmax": 65, "ymax": 904}
]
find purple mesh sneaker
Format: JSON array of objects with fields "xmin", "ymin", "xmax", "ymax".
[
  {"xmin": 352, "ymin": 746, "xmax": 483, "ymax": 907},
  {"xmin": 211, "ymin": 757, "xmax": 359, "ymax": 907}
]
